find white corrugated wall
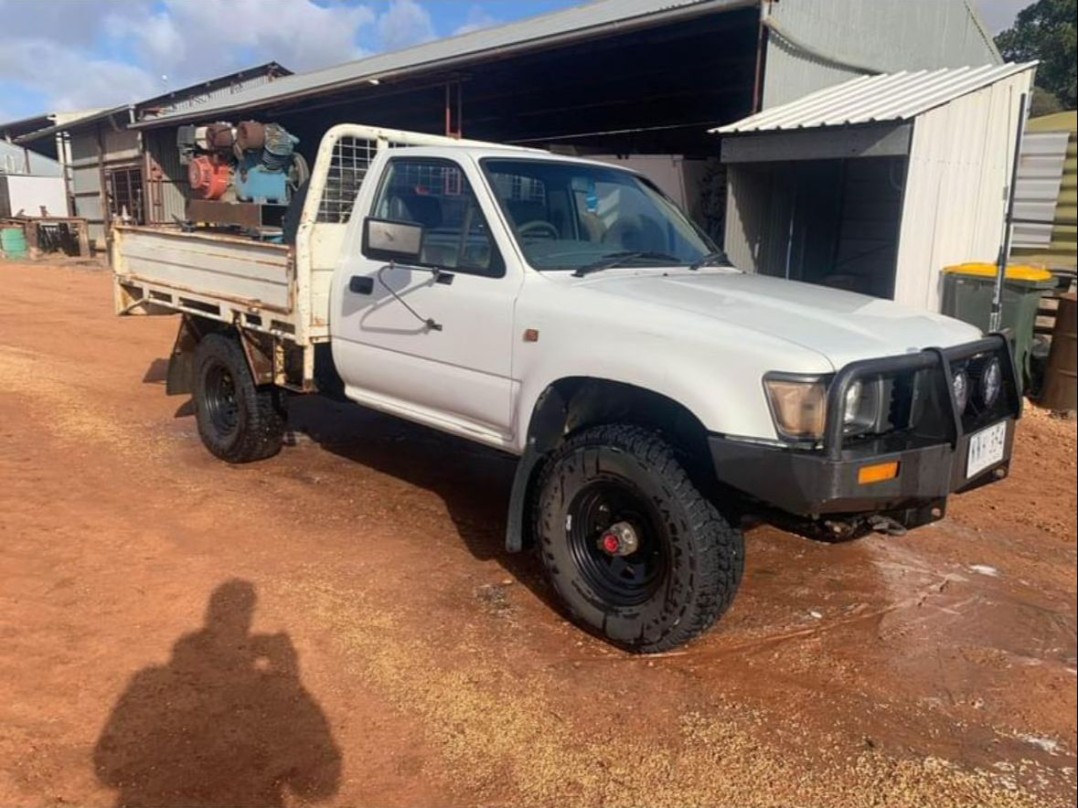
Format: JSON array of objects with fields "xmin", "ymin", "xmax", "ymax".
[
  {"xmin": 893, "ymin": 69, "xmax": 1032, "ymax": 311},
  {"xmin": 1012, "ymin": 130, "xmax": 1070, "ymax": 249}
]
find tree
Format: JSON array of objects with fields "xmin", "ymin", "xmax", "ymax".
[
  {"xmin": 1030, "ymin": 87, "xmax": 1064, "ymax": 116},
  {"xmin": 995, "ymin": 0, "xmax": 1077, "ymax": 109}
]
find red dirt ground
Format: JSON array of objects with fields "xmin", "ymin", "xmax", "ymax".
[{"xmin": 1, "ymin": 261, "xmax": 1075, "ymax": 808}]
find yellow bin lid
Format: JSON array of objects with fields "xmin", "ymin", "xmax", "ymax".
[{"xmin": 943, "ymin": 262, "xmax": 1053, "ymax": 282}]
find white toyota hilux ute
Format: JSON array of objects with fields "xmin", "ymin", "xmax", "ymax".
[{"xmin": 113, "ymin": 124, "xmax": 1020, "ymax": 652}]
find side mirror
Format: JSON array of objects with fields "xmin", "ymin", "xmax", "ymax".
[{"xmin": 363, "ymin": 217, "xmax": 423, "ymax": 263}]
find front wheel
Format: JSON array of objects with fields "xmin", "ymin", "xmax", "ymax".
[
  {"xmin": 193, "ymin": 333, "xmax": 284, "ymax": 463},
  {"xmin": 534, "ymin": 425, "xmax": 744, "ymax": 653}
]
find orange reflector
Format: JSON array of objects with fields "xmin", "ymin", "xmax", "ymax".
[{"xmin": 858, "ymin": 462, "xmax": 899, "ymax": 485}]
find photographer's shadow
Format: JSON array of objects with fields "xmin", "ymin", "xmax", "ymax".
[{"xmin": 94, "ymin": 580, "xmax": 341, "ymax": 807}]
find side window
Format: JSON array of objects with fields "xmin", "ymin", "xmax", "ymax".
[{"xmin": 368, "ymin": 158, "xmax": 503, "ymax": 278}]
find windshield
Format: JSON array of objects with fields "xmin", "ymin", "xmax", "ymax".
[{"xmin": 481, "ymin": 158, "xmax": 717, "ymax": 272}]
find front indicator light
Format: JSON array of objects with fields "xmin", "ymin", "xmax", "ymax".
[{"xmin": 858, "ymin": 461, "xmax": 899, "ymax": 485}]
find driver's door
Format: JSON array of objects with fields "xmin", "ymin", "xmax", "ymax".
[{"xmin": 330, "ymin": 156, "xmax": 519, "ymax": 442}]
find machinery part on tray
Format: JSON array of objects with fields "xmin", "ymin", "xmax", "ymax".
[
  {"xmin": 204, "ymin": 123, "xmax": 235, "ymax": 152},
  {"xmin": 180, "ymin": 119, "xmax": 304, "ymax": 213},
  {"xmin": 236, "ymin": 121, "xmax": 267, "ymax": 153},
  {"xmin": 233, "ymin": 124, "xmax": 302, "ymax": 204},
  {"xmin": 188, "ymin": 155, "xmax": 232, "ymax": 200},
  {"xmin": 262, "ymin": 123, "xmax": 298, "ymax": 171}
]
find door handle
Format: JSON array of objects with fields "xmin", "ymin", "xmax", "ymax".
[{"xmin": 349, "ymin": 276, "xmax": 374, "ymax": 295}]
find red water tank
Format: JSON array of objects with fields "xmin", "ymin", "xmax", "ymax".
[{"xmin": 188, "ymin": 155, "xmax": 231, "ymax": 200}]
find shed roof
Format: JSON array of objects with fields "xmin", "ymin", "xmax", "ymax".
[
  {"xmin": 15, "ymin": 62, "xmax": 291, "ymax": 143},
  {"xmin": 714, "ymin": 62, "xmax": 1037, "ymax": 134},
  {"xmin": 132, "ymin": 0, "xmax": 751, "ymax": 129},
  {"xmin": 17, "ymin": 107, "xmax": 135, "ymax": 143}
]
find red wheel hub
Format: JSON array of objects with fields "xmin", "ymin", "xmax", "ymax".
[
  {"xmin": 596, "ymin": 521, "xmax": 639, "ymax": 557},
  {"xmin": 600, "ymin": 532, "xmax": 621, "ymax": 554}
]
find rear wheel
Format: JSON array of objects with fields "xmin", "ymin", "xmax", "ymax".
[
  {"xmin": 193, "ymin": 333, "xmax": 284, "ymax": 463},
  {"xmin": 534, "ymin": 424, "xmax": 743, "ymax": 652}
]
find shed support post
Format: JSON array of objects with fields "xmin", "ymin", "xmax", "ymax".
[
  {"xmin": 992, "ymin": 91, "xmax": 1028, "ymax": 333},
  {"xmin": 445, "ymin": 81, "xmax": 463, "ymax": 139}
]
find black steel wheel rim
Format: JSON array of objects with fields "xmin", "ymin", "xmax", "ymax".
[
  {"xmin": 565, "ymin": 477, "xmax": 668, "ymax": 607},
  {"xmin": 204, "ymin": 362, "xmax": 240, "ymax": 439}
]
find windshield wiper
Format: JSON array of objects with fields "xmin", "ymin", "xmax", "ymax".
[
  {"xmin": 572, "ymin": 251, "xmax": 681, "ymax": 278},
  {"xmin": 689, "ymin": 250, "xmax": 730, "ymax": 271}
]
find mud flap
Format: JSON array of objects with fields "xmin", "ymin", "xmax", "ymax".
[
  {"xmin": 165, "ymin": 317, "xmax": 200, "ymax": 396},
  {"xmin": 504, "ymin": 386, "xmax": 569, "ymax": 553},
  {"xmin": 505, "ymin": 445, "xmax": 542, "ymax": 553}
]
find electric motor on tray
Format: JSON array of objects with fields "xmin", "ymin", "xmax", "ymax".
[{"xmin": 187, "ymin": 155, "xmax": 232, "ymax": 200}]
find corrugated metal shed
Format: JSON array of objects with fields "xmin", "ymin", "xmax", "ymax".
[
  {"xmin": 894, "ymin": 66, "xmax": 1033, "ymax": 310},
  {"xmin": 138, "ymin": 62, "xmax": 291, "ymax": 119},
  {"xmin": 17, "ymin": 106, "xmax": 133, "ymax": 143},
  {"xmin": 132, "ymin": 0, "xmax": 750, "ymax": 128},
  {"xmin": 716, "ymin": 63, "xmax": 1036, "ymax": 133},
  {"xmin": 1012, "ymin": 112, "xmax": 1078, "ymax": 269},
  {"xmin": 16, "ymin": 63, "xmax": 291, "ymax": 143},
  {"xmin": 11, "ymin": 64, "xmax": 290, "ymax": 249},
  {"xmin": 1012, "ymin": 131, "xmax": 1070, "ymax": 249},
  {"xmin": 720, "ymin": 63, "xmax": 1037, "ymax": 313}
]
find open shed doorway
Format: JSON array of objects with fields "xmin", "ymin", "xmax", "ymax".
[{"xmin": 725, "ymin": 155, "xmax": 908, "ymax": 300}]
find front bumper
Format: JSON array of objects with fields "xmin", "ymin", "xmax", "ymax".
[
  {"xmin": 709, "ymin": 420, "xmax": 1014, "ymax": 517},
  {"xmin": 710, "ymin": 335, "xmax": 1021, "ymax": 520}
]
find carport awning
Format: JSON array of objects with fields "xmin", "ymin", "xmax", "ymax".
[{"xmin": 714, "ymin": 62, "xmax": 1037, "ymax": 164}]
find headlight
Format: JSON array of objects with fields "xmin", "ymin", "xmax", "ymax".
[
  {"xmin": 843, "ymin": 381, "xmax": 862, "ymax": 424},
  {"xmin": 764, "ymin": 378, "xmax": 827, "ymax": 440},
  {"xmin": 842, "ymin": 379, "xmax": 880, "ymax": 434},
  {"xmin": 972, "ymin": 356, "xmax": 1002, "ymax": 408},
  {"xmin": 951, "ymin": 368, "xmax": 970, "ymax": 412}
]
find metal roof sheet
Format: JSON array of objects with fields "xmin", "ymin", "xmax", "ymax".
[
  {"xmin": 16, "ymin": 107, "xmax": 133, "ymax": 143},
  {"xmin": 714, "ymin": 62, "xmax": 1037, "ymax": 134},
  {"xmin": 133, "ymin": 0, "xmax": 749, "ymax": 128},
  {"xmin": 15, "ymin": 63, "xmax": 291, "ymax": 143}
]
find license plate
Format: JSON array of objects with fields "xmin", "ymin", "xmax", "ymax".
[{"xmin": 967, "ymin": 421, "xmax": 1007, "ymax": 478}]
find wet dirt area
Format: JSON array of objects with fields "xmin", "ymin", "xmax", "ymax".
[{"xmin": 1, "ymin": 262, "xmax": 1075, "ymax": 807}]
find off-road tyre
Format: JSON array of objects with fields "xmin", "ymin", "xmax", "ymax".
[
  {"xmin": 534, "ymin": 424, "xmax": 744, "ymax": 653},
  {"xmin": 193, "ymin": 333, "xmax": 284, "ymax": 463}
]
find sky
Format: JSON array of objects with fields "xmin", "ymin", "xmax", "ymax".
[{"xmin": 0, "ymin": 0, "xmax": 1032, "ymax": 125}]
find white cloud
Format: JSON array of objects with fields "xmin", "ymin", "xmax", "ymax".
[
  {"xmin": 0, "ymin": 0, "xmax": 378, "ymax": 115},
  {"xmin": 0, "ymin": 0, "xmax": 509, "ymax": 119},
  {"xmin": 0, "ymin": 36, "xmax": 161, "ymax": 112},
  {"xmin": 376, "ymin": 0, "xmax": 436, "ymax": 53},
  {"xmin": 0, "ymin": 0, "xmax": 135, "ymax": 47},
  {"xmin": 103, "ymin": 0, "xmax": 375, "ymax": 79}
]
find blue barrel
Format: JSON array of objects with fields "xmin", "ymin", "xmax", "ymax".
[{"xmin": 1, "ymin": 225, "xmax": 28, "ymax": 259}]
